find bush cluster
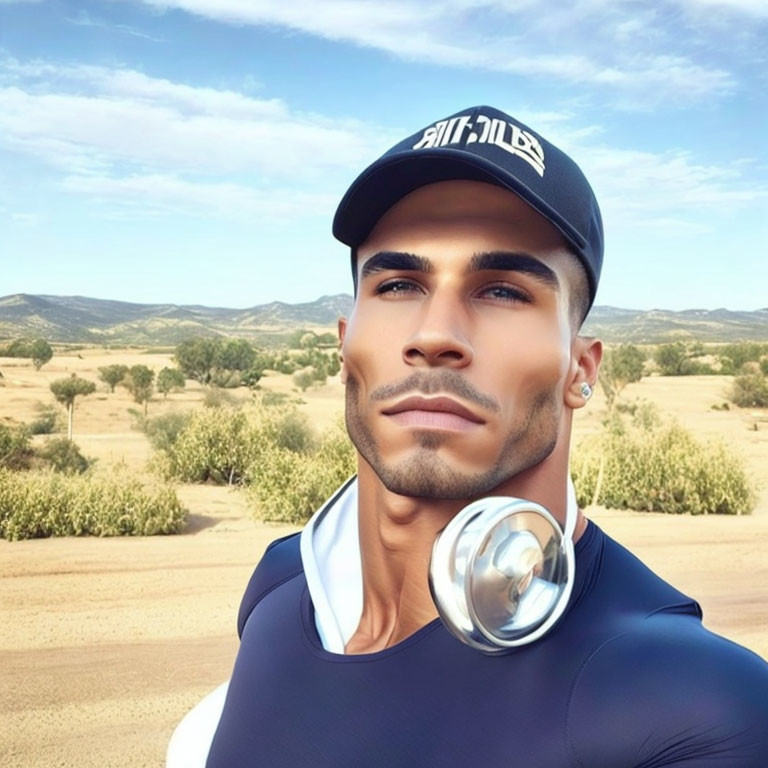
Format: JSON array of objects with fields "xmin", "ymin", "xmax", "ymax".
[
  {"xmin": 0, "ymin": 467, "xmax": 185, "ymax": 540},
  {"xmin": 0, "ymin": 423, "xmax": 34, "ymax": 470},
  {"xmin": 28, "ymin": 403, "xmax": 63, "ymax": 435},
  {"xmin": 36, "ymin": 438, "xmax": 91, "ymax": 474},
  {"xmin": 571, "ymin": 410, "xmax": 755, "ymax": 515},
  {"xmin": 1, "ymin": 421, "xmax": 93, "ymax": 475},
  {"xmin": 150, "ymin": 397, "xmax": 355, "ymax": 523},
  {"xmin": 246, "ymin": 426, "xmax": 355, "ymax": 524},
  {"xmin": 0, "ymin": 338, "xmax": 53, "ymax": 369},
  {"xmin": 652, "ymin": 341, "xmax": 768, "ymax": 377},
  {"xmin": 151, "ymin": 399, "xmax": 318, "ymax": 485},
  {"xmin": 730, "ymin": 370, "xmax": 768, "ymax": 408}
]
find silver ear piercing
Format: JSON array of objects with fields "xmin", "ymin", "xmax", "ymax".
[{"xmin": 580, "ymin": 382, "xmax": 593, "ymax": 399}]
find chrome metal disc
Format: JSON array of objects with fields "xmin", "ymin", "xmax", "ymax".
[{"xmin": 429, "ymin": 496, "xmax": 575, "ymax": 654}]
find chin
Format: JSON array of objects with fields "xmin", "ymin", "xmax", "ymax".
[{"xmin": 368, "ymin": 450, "xmax": 508, "ymax": 501}]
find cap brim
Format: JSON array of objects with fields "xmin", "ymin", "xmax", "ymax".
[{"xmin": 332, "ymin": 148, "xmax": 588, "ymax": 256}]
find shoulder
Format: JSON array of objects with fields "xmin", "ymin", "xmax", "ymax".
[
  {"xmin": 568, "ymin": 612, "xmax": 768, "ymax": 767},
  {"xmin": 237, "ymin": 532, "xmax": 303, "ymax": 637}
]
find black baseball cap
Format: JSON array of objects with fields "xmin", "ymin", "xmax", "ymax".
[{"xmin": 333, "ymin": 105, "xmax": 603, "ymax": 308}]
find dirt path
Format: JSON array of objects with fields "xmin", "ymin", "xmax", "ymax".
[{"xmin": 2, "ymin": 492, "xmax": 768, "ymax": 768}]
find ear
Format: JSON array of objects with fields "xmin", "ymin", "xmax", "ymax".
[
  {"xmin": 337, "ymin": 316, "xmax": 348, "ymax": 384},
  {"xmin": 564, "ymin": 336, "xmax": 602, "ymax": 409}
]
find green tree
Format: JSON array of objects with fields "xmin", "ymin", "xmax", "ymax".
[
  {"xmin": 174, "ymin": 338, "xmax": 221, "ymax": 384},
  {"xmin": 157, "ymin": 367, "xmax": 186, "ymax": 398},
  {"xmin": 242, "ymin": 366, "xmax": 264, "ymax": 388},
  {"xmin": 654, "ymin": 342, "xmax": 688, "ymax": 376},
  {"xmin": 217, "ymin": 338, "xmax": 256, "ymax": 372},
  {"xmin": 30, "ymin": 339, "xmax": 53, "ymax": 370},
  {"xmin": 599, "ymin": 344, "xmax": 645, "ymax": 411},
  {"xmin": 122, "ymin": 365, "xmax": 155, "ymax": 417},
  {"xmin": 98, "ymin": 364, "xmax": 129, "ymax": 393},
  {"xmin": 299, "ymin": 332, "xmax": 318, "ymax": 349},
  {"xmin": 4, "ymin": 339, "xmax": 32, "ymax": 358},
  {"xmin": 50, "ymin": 374, "xmax": 96, "ymax": 440},
  {"xmin": 287, "ymin": 329, "xmax": 309, "ymax": 348},
  {"xmin": 719, "ymin": 342, "xmax": 766, "ymax": 373}
]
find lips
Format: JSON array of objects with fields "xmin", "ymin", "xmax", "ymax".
[{"xmin": 381, "ymin": 396, "xmax": 485, "ymax": 430}]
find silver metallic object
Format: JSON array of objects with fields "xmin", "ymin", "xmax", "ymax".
[
  {"xmin": 429, "ymin": 485, "xmax": 577, "ymax": 654},
  {"xmin": 580, "ymin": 382, "xmax": 593, "ymax": 399}
]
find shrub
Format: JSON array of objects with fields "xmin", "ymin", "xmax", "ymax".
[
  {"xmin": 571, "ymin": 414, "xmax": 755, "ymax": 515},
  {"xmin": 2, "ymin": 339, "xmax": 32, "ymax": 358},
  {"xmin": 0, "ymin": 467, "xmax": 185, "ymax": 540},
  {"xmin": 293, "ymin": 367, "xmax": 316, "ymax": 392},
  {"xmin": 246, "ymin": 426, "xmax": 355, "ymax": 524},
  {"xmin": 654, "ymin": 343, "xmax": 688, "ymax": 376},
  {"xmin": 27, "ymin": 403, "xmax": 63, "ymax": 435},
  {"xmin": 0, "ymin": 423, "xmax": 33, "ymax": 470},
  {"xmin": 242, "ymin": 366, "xmax": 264, "ymax": 388},
  {"xmin": 159, "ymin": 407, "xmax": 258, "ymax": 484},
  {"xmin": 209, "ymin": 368, "xmax": 242, "ymax": 389},
  {"xmin": 719, "ymin": 342, "xmax": 768, "ymax": 372},
  {"xmin": 37, "ymin": 438, "xmax": 91, "ymax": 474},
  {"xmin": 143, "ymin": 411, "xmax": 192, "ymax": 452},
  {"xmin": 156, "ymin": 401, "xmax": 318, "ymax": 485},
  {"xmin": 203, "ymin": 386, "xmax": 240, "ymax": 409},
  {"xmin": 730, "ymin": 371, "xmax": 768, "ymax": 408}
]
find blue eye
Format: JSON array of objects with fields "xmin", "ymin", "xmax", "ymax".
[
  {"xmin": 375, "ymin": 279, "xmax": 421, "ymax": 296},
  {"xmin": 479, "ymin": 285, "xmax": 530, "ymax": 303}
]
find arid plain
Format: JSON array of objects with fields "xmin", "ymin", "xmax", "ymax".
[{"xmin": 1, "ymin": 348, "xmax": 767, "ymax": 768}]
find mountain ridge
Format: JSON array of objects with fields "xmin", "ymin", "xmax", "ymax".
[{"xmin": 0, "ymin": 293, "xmax": 766, "ymax": 345}]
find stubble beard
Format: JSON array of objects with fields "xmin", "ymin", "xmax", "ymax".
[{"xmin": 344, "ymin": 375, "xmax": 560, "ymax": 500}]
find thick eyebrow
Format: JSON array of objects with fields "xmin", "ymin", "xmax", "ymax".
[
  {"xmin": 360, "ymin": 251, "xmax": 433, "ymax": 279},
  {"xmin": 469, "ymin": 251, "xmax": 560, "ymax": 291},
  {"xmin": 359, "ymin": 249, "xmax": 559, "ymax": 291}
]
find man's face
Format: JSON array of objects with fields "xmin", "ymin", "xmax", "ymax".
[{"xmin": 340, "ymin": 180, "xmax": 583, "ymax": 500}]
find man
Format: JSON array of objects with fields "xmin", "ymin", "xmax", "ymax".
[{"xmin": 168, "ymin": 106, "xmax": 768, "ymax": 766}]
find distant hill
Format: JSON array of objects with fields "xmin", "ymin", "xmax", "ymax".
[
  {"xmin": 0, "ymin": 293, "xmax": 766, "ymax": 345},
  {"xmin": 582, "ymin": 306, "xmax": 768, "ymax": 343}
]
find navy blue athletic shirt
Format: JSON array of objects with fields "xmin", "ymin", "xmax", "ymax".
[{"xmin": 207, "ymin": 521, "xmax": 768, "ymax": 767}]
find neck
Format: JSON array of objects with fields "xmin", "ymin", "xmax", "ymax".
[{"xmin": 344, "ymin": 413, "xmax": 585, "ymax": 654}]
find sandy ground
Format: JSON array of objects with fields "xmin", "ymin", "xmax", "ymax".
[{"xmin": 1, "ymin": 352, "xmax": 767, "ymax": 767}]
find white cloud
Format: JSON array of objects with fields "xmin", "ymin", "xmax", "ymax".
[
  {"xmin": 66, "ymin": 9, "xmax": 164, "ymax": 42},
  {"xmin": 1, "ymin": 55, "xmax": 763, "ymax": 235},
  {"xmin": 572, "ymin": 143, "xmax": 767, "ymax": 232},
  {"xmin": 134, "ymin": 0, "xmax": 739, "ymax": 104},
  {"xmin": 61, "ymin": 173, "xmax": 338, "ymax": 220},
  {"xmin": 677, "ymin": 0, "xmax": 768, "ymax": 17},
  {"xmin": 0, "ymin": 58, "xmax": 388, "ymax": 179}
]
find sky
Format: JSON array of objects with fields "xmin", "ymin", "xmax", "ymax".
[{"xmin": 0, "ymin": 0, "xmax": 766, "ymax": 311}]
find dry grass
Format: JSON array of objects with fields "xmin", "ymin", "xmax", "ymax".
[{"xmin": 1, "ymin": 349, "xmax": 767, "ymax": 767}]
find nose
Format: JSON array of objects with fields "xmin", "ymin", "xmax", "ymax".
[{"xmin": 402, "ymin": 295, "xmax": 473, "ymax": 369}]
